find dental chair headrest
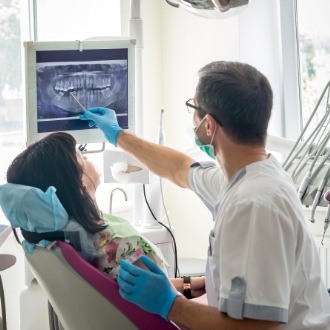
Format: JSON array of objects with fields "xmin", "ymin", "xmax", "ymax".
[
  {"xmin": 0, "ymin": 183, "xmax": 68, "ymax": 231},
  {"xmin": 0, "ymin": 183, "xmax": 97, "ymax": 261}
]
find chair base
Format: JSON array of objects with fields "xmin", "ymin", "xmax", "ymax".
[{"xmin": 0, "ymin": 275, "xmax": 7, "ymax": 330}]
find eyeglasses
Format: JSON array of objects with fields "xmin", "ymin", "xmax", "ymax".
[
  {"xmin": 186, "ymin": 98, "xmax": 204, "ymax": 114},
  {"xmin": 186, "ymin": 98, "xmax": 224, "ymax": 127}
]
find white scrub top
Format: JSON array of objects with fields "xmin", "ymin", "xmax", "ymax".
[{"xmin": 188, "ymin": 155, "xmax": 330, "ymax": 329}]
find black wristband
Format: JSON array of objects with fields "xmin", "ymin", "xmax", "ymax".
[{"xmin": 182, "ymin": 276, "xmax": 192, "ymax": 299}]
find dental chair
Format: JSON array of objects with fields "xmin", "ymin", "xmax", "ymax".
[{"xmin": 26, "ymin": 241, "xmax": 180, "ymax": 330}]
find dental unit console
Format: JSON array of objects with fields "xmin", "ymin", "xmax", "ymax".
[
  {"xmin": 282, "ymin": 79, "xmax": 330, "ymax": 241},
  {"xmin": 23, "ymin": 39, "xmax": 136, "ymax": 145}
]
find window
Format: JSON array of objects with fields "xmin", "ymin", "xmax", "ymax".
[
  {"xmin": 296, "ymin": 0, "xmax": 330, "ymax": 134},
  {"xmin": 36, "ymin": 0, "xmax": 121, "ymax": 41},
  {"xmin": 0, "ymin": 0, "xmax": 121, "ymax": 184},
  {"xmin": 0, "ymin": 0, "xmax": 23, "ymax": 183}
]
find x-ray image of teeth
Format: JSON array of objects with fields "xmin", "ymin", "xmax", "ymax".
[{"xmin": 37, "ymin": 62, "xmax": 128, "ymax": 117}]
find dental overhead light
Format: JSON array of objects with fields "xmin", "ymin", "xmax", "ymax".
[{"xmin": 165, "ymin": 0, "xmax": 250, "ymax": 19}]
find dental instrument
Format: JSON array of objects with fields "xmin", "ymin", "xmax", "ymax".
[
  {"xmin": 158, "ymin": 108, "xmax": 165, "ymax": 145},
  {"xmin": 78, "ymin": 143, "xmax": 87, "ymax": 152},
  {"xmin": 70, "ymin": 92, "xmax": 86, "ymax": 112},
  {"xmin": 289, "ymin": 115, "xmax": 330, "ymax": 181},
  {"xmin": 297, "ymin": 131, "xmax": 330, "ymax": 200},
  {"xmin": 286, "ymin": 112, "xmax": 330, "ymax": 181},
  {"xmin": 309, "ymin": 165, "xmax": 330, "ymax": 223},
  {"xmin": 142, "ymin": 108, "xmax": 168, "ymax": 228},
  {"xmin": 282, "ymin": 79, "xmax": 330, "ymax": 233},
  {"xmin": 322, "ymin": 191, "xmax": 330, "ymax": 244}
]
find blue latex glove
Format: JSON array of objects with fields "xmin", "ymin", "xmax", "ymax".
[
  {"xmin": 118, "ymin": 255, "xmax": 179, "ymax": 320},
  {"xmin": 80, "ymin": 107, "xmax": 123, "ymax": 146}
]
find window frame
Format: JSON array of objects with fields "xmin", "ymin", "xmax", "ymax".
[{"xmin": 279, "ymin": 0, "xmax": 302, "ymax": 140}]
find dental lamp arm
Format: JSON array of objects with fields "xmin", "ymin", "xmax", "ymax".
[{"xmin": 165, "ymin": 0, "xmax": 179, "ymax": 7}]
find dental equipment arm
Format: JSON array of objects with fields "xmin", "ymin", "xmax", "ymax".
[
  {"xmin": 80, "ymin": 107, "xmax": 194, "ymax": 188},
  {"xmin": 305, "ymin": 150, "xmax": 330, "ymax": 217},
  {"xmin": 297, "ymin": 170, "xmax": 312, "ymax": 201},
  {"xmin": 296, "ymin": 130, "xmax": 330, "ymax": 201},
  {"xmin": 283, "ymin": 80, "xmax": 330, "ymax": 170},
  {"xmin": 322, "ymin": 191, "xmax": 330, "ymax": 244},
  {"xmin": 309, "ymin": 165, "xmax": 330, "ymax": 223}
]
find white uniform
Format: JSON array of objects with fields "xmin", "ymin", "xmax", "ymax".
[{"xmin": 188, "ymin": 155, "xmax": 330, "ymax": 329}]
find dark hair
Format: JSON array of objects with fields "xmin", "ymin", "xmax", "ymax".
[
  {"xmin": 7, "ymin": 132, "xmax": 106, "ymax": 234},
  {"xmin": 195, "ymin": 61, "xmax": 273, "ymax": 145}
]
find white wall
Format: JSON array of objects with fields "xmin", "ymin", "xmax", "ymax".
[{"xmin": 134, "ymin": 1, "xmax": 240, "ymax": 259}]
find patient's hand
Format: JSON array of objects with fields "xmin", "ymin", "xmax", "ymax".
[
  {"xmin": 133, "ymin": 253, "xmax": 176, "ymax": 290},
  {"xmin": 191, "ymin": 276, "xmax": 206, "ymax": 298},
  {"xmin": 133, "ymin": 253, "xmax": 158, "ymax": 270},
  {"xmin": 170, "ymin": 276, "xmax": 206, "ymax": 298}
]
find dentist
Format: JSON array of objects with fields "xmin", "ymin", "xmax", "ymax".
[{"xmin": 80, "ymin": 61, "xmax": 330, "ymax": 330}]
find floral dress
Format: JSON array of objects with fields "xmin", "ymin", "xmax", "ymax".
[{"xmin": 92, "ymin": 213, "xmax": 167, "ymax": 279}]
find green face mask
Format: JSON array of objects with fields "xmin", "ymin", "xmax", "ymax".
[{"xmin": 194, "ymin": 117, "xmax": 216, "ymax": 160}]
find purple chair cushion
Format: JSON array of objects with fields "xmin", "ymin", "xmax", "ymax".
[{"xmin": 57, "ymin": 241, "xmax": 179, "ymax": 330}]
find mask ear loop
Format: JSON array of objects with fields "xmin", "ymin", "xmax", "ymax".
[
  {"xmin": 194, "ymin": 115, "xmax": 207, "ymax": 133},
  {"xmin": 207, "ymin": 115, "xmax": 218, "ymax": 146}
]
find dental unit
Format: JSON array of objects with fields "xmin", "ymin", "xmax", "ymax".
[{"xmin": 283, "ymin": 79, "xmax": 330, "ymax": 242}]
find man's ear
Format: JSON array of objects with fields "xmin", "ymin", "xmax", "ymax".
[{"xmin": 206, "ymin": 115, "xmax": 217, "ymax": 136}]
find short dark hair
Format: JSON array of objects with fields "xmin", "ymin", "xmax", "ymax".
[
  {"xmin": 195, "ymin": 61, "xmax": 273, "ymax": 145},
  {"xmin": 6, "ymin": 132, "xmax": 106, "ymax": 234}
]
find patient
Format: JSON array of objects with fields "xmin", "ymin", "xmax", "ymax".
[{"xmin": 3, "ymin": 132, "xmax": 166, "ymax": 279}]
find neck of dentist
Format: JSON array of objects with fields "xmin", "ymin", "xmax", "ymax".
[{"xmin": 214, "ymin": 125, "xmax": 269, "ymax": 181}]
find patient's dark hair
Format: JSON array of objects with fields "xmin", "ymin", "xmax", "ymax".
[{"xmin": 7, "ymin": 132, "xmax": 106, "ymax": 234}]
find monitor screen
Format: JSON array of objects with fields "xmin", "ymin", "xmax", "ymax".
[{"xmin": 24, "ymin": 39, "xmax": 135, "ymax": 145}]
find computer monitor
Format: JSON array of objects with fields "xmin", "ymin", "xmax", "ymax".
[{"xmin": 24, "ymin": 39, "xmax": 135, "ymax": 145}]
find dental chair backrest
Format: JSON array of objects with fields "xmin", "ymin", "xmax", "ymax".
[{"xmin": 26, "ymin": 241, "xmax": 180, "ymax": 330}]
